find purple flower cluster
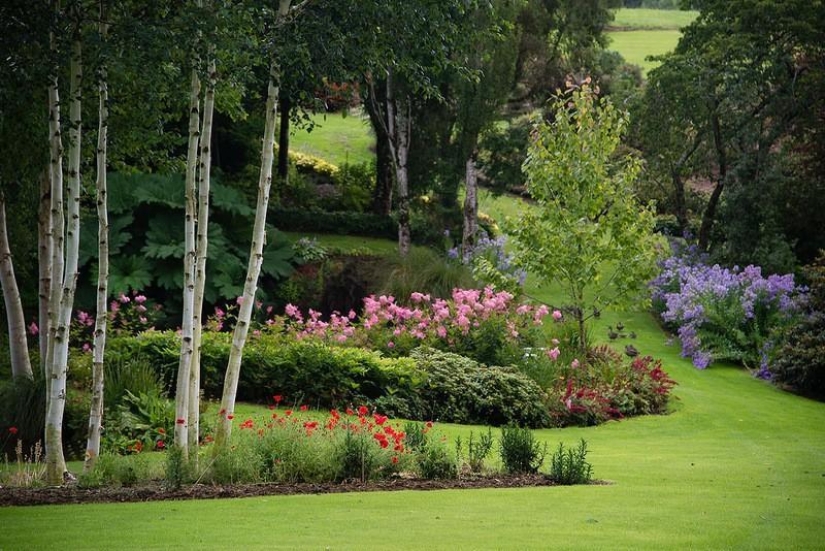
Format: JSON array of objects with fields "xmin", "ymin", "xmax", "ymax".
[
  {"xmin": 448, "ymin": 232, "xmax": 527, "ymax": 287},
  {"xmin": 650, "ymin": 250, "xmax": 806, "ymax": 372}
]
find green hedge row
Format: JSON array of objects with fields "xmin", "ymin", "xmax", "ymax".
[{"xmin": 107, "ymin": 333, "xmax": 550, "ymax": 427}]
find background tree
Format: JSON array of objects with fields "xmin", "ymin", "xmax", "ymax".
[{"xmin": 510, "ymin": 83, "xmax": 661, "ymax": 353}]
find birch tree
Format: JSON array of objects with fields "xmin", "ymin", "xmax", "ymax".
[
  {"xmin": 215, "ymin": 0, "xmax": 294, "ymax": 447},
  {"xmin": 84, "ymin": 0, "xmax": 109, "ymax": 472},
  {"xmin": 0, "ymin": 195, "xmax": 33, "ymax": 380},
  {"xmin": 45, "ymin": 4, "xmax": 83, "ymax": 484}
]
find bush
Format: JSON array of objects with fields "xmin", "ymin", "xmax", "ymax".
[
  {"xmin": 548, "ymin": 439, "xmax": 593, "ymax": 485},
  {"xmin": 271, "ymin": 207, "xmax": 397, "ymax": 239},
  {"xmin": 499, "ymin": 426, "xmax": 547, "ymax": 475},
  {"xmin": 418, "ymin": 439, "xmax": 458, "ymax": 480},
  {"xmin": 771, "ymin": 255, "xmax": 825, "ymax": 398},
  {"xmin": 650, "ymin": 246, "xmax": 806, "ymax": 375},
  {"xmin": 411, "ymin": 348, "xmax": 551, "ymax": 428}
]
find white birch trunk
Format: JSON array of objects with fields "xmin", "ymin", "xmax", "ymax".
[
  {"xmin": 188, "ymin": 57, "xmax": 216, "ymax": 459},
  {"xmin": 462, "ymin": 154, "xmax": 479, "ymax": 251},
  {"xmin": 46, "ymin": 37, "xmax": 82, "ymax": 485},
  {"xmin": 85, "ymin": 7, "xmax": 109, "ymax": 472},
  {"xmin": 215, "ymin": 0, "xmax": 291, "ymax": 447},
  {"xmin": 46, "ymin": 69, "xmax": 65, "ymax": 393},
  {"xmin": 174, "ymin": 69, "xmax": 201, "ymax": 457},
  {"xmin": 0, "ymin": 197, "xmax": 33, "ymax": 380},
  {"xmin": 38, "ymin": 170, "xmax": 52, "ymax": 374}
]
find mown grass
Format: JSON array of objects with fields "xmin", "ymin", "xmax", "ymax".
[
  {"xmin": 610, "ymin": 8, "xmax": 698, "ymax": 30},
  {"xmin": 288, "ymin": 110, "xmax": 375, "ymax": 167},
  {"xmin": 607, "ymin": 8, "xmax": 697, "ymax": 76}
]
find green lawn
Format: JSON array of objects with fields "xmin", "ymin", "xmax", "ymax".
[
  {"xmin": 610, "ymin": 8, "xmax": 698, "ymax": 30},
  {"xmin": 607, "ymin": 30, "xmax": 684, "ymax": 75},
  {"xmin": 2, "ymin": 304, "xmax": 824, "ymax": 549},
  {"xmin": 288, "ymin": 110, "xmax": 375, "ymax": 167}
]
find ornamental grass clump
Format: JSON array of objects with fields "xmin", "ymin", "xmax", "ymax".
[{"xmin": 650, "ymin": 248, "xmax": 806, "ymax": 376}]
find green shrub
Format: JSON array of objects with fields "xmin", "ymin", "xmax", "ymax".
[
  {"xmin": 411, "ymin": 348, "xmax": 550, "ymax": 428},
  {"xmin": 457, "ymin": 428, "xmax": 494, "ymax": 473},
  {"xmin": 418, "ymin": 439, "xmax": 458, "ymax": 480},
  {"xmin": 90, "ymin": 453, "xmax": 153, "ymax": 487},
  {"xmin": 548, "ymin": 439, "xmax": 593, "ymax": 485},
  {"xmin": 499, "ymin": 426, "xmax": 547, "ymax": 475},
  {"xmin": 271, "ymin": 207, "xmax": 396, "ymax": 239},
  {"xmin": 164, "ymin": 444, "xmax": 195, "ymax": 490},
  {"xmin": 771, "ymin": 256, "xmax": 825, "ymax": 398}
]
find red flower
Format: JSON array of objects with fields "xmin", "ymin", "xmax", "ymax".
[
  {"xmin": 373, "ymin": 413, "xmax": 388, "ymax": 425},
  {"xmin": 392, "ymin": 456, "xmax": 399, "ymax": 464},
  {"xmin": 219, "ymin": 408, "xmax": 227, "ymax": 416},
  {"xmin": 156, "ymin": 440, "xmax": 165, "ymax": 450},
  {"xmin": 330, "ymin": 409, "xmax": 340, "ymax": 419},
  {"xmin": 358, "ymin": 405, "xmax": 369, "ymax": 416},
  {"xmin": 379, "ymin": 439, "xmax": 389, "ymax": 449},
  {"xmin": 157, "ymin": 428, "xmax": 165, "ymax": 435},
  {"xmin": 273, "ymin": 395, "xmax": 283, "ymax": 404},
  {"xmin": 240, "ymin": 419, "xmax": 254, "ymax": 430},
  {"xmin": 303, "ymin": 421, "xmax": 319, "ymax": 430},
  {"xmin": 285, "ymin": 409, "xmax": 293, "ymax": 417},
  {"xmin": 176, "ymin": 418, "xmax": 186, "ymax": 425},
  {"xmin": 8, "ymin": 426, "xmax": 18, "ymax": 436},
  {"xmin": 346, "ymin": 408, "xmax": 355, "ymax": 416},
  {"xmin": 227, "ymin": 414, "xmax": 235, "ymax": 420},
  {"xmin": 299, "ymin": 404, "xmax": 308, "ymax": 412}
]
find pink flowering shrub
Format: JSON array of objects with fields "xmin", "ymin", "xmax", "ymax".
[{"xmin": 280, "ymin": 287, "xmax": 551, "ymax": 368}]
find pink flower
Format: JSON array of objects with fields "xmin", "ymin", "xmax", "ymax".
[
  {"xmin": 552, "ymin": 310, "xmax": 563, "ymax": 321},
  {"xmin": 546, "ymin": 347, "xmax": 560, "ymax": 361},
  {"xmin": 235, "ymin": 296, "xmax": 244, "ymax": 305},
  {"xmin": 110, "ymin": 301, "xmax": 120, "ymax": 314},
  {"xmin": 387, "ymin": 341, "xmax": 395, "ymax": 349},
  {"xmin": 571, "ymin": 359, "xmax": 580, "ymax": 369},
  {"xmin": 119, "ymin": 293, "xmax": 131, "ymax": 304},
  {"xmin": 134, "ymin": 294, "xmax": 147, "ymax": 304},
  {"xmin": 28, "ymin": 322, "xmax": 39, "ymax": 336},
  {"xmin": 82, "ymin": 343, "xmax": 91, "ymax": 352}
]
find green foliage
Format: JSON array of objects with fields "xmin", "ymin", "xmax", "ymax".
[
  {"xmin": 772, "ymin": 256, "xmax": 825, "ymax": 398},
  {"xmin": 103, "ymin": 356, "xmax": 165, "ymax": 414},
  {"xmin": 417, "ymin": 439, "xmax": 458, "ymax": 480},
  {"xmin": 498, "ymin": 426, "xmax": 547, "ymax": 475},
  {"xmin": 411, "ymin": 348, "xmax": 550, "ymax": 428},
  {"xmin": 462, "ymin": 428, "xmax": 494, "ymax": 473},
  {"xmin": 378, "ymin": 248, "xmax": 475, "ymax": 303},
  {"xmin": 548, "ymin": 439, "xmax": 593, "ymax": 485},
  {"xmin": 164, "ymin": 444, "xmax": 194, "ymax": 490},
  {"xmin": 77, "ymin": 172, "xmax": 295, "ymax": 316},
  {"xmin": 86, "ymin": 453, "xmax": 153, "ymax": 488},
  {"xmin": 271, "ymin": 207, "xmax": 397, "ymax": 239},
  {"xmin": 511, "ymin": 85, "xmax": 662, "ymax": 351},
  {"xmin": 104, "ymin": 389, "xmax": 174, "ymax": 455}
]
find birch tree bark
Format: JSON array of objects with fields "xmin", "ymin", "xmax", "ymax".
[
  {"xmin": 0, "ymin": 195, "xmax": 33, "ymax": 380},
  {"xmin": 38, "ymin": 171, "xmax": 52, "ymax": 374},
  {"xmin": 45, "ymin": 34, "xmax": 82, "ymax": 485},
  {"xmin": 85, "ymin": 2, "xmax": 109, "ymax": 472},
  {"xmin": 188, "ymin": 56, "xmax": 216, "ymax": 460},
  {"xmin": 215, "ymin": 0, "xmax": 292, "ymax": 448},
  {"xmin": 174, "ymin": 68, "xmax": 201, "ymax": 457}
]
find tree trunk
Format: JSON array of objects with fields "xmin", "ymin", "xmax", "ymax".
[
  {"xmin": 699, "ymin": 110, "xmax": 727, "ymax": 250},
  {"xmin": 0, "ymin": 196, "xmax": 33, "ymax": 380},
  {"xmin": 38, "ymin": 170, "xmax": 52, "ymax": 374},
  {"xmin": 277, "ymin": 94, "xmax": 290, "ymax": 182},
  {"xmin": 216, "ymin": 0, "xmax": 291, "ymax": 446},
  {"xmin": 189, "ymin": 57, "xmax": 217, "ymax": 462},
  {"xmin": 85, "ymin": 5, "xmax": 109, "ymax": 472},
  {"xmin": 364, "ymin": 80, "xmax": 393, "ymax": 215},
  {"xmin": 462, "ymin": 153, "xmax": 479, "ymax": 251},
  {"xmin": 175, "ymin": 68, "xmax": 201, "ymax": 457},
  {"xmin": 46, "ymin": 36, "xmax": 82, "ymax": 485},
  {"xmin": 382, "ymin": 72, "xmax": 411, "ymax": 257}
]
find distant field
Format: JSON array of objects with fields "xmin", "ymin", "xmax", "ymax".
[
  {"xmin": 288, "ymin": 110, "xmax": 375, "ymax": 166},
  {"xmin": 607, "ymin": 9, "xmax": 698, "ymax": 76},
  {"xmin": 610, "ymin": 8, "xmax": 698, "ymax": 30},
  {"xmin": 607, "ymin": 30, "xmax": 684, "ymax": 74}
]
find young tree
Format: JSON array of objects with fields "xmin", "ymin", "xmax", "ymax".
[
  {"xmin": 510, "ymin": 83, "xmax": 661, "ymax": 354},
  {"xmin": 84, "ymin": 0, "xmax": 110, "ymax": 472},
  {"xmin": 215, "ymin": 0, "xmax": 293, "ymax": 447},
  {"xmin": 0, "ymin": 195, "xmax": 33, "ymax": 380}
]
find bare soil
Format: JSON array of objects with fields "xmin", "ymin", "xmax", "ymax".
[{"xmin": 0, "ymin": 474, "xmax": 570, "ymax": 507}]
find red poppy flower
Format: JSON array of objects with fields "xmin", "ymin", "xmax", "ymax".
[
  {"xmin": 299, "ymin": 404, "xmax": 308, "ymax": 412},
  {"xmin": 273, "ymin": 395, "xmax": 283, "ymax": 404},
  {"xmin": 285, "ymin": 409, "xmax": 293, "ymax": 416},
  {"xmin": 392, "ymin": 456, "xmax": 399, "ymax": 464},
  {"xmin": 157, "ymin": 428, "xmax": 165, "ymax": 435},
  {"xmin": 373, "ymin": 413, "xmax": 388, "ymax": 426},
  {"xmin": 346, "ymin": 408, "xmax": 355, "ymax": 416},
  {"xmin": 156, "ymin": 440, "xmax": 165, "ymax": 450},
  {"xmin": 358, "ymin": 405, "xmax": 369, "ymax": 416},
  {"xmin": 8, "ymin": 426, "xmax": 18, "ymax": 436}
]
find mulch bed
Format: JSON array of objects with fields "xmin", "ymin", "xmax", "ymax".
[{"xmin": 0, "ymin": 474, "xmax": 575, "ymax": 507}]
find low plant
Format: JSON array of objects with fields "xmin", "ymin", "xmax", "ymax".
[
  {"xmin": 1, "ymin": 439, "xmax": 46, "ymax": 488},
  {"xmin": 418, "ymin": 439, "xmax": 458, "ymax": 480},
  {"xmin": 548, "ymin": 439, "xmax": 593, "ymax": 485},
  {"xmin": 499, "ymin": 426, "xmax": 547, "ymax": 475},
  {"xmin": 457, "ymin": 428, "xmax": 494, "ymax": 473}
]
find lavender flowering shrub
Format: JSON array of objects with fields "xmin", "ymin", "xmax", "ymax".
[{"xmin": 650, "ymin": 246, "xmax": 806, "ymax": 376}]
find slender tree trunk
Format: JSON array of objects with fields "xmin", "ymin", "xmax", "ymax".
[
  {"xmin": 46, "ymin": 36, "xmax": 82, "ymax": 485},
  {"xmin": 188, "ymin": 57, "xmax": 217, "ymax": 461},
  {"xmin": 699, "ymin": 110, "xmax": 727, "ymax": 250},
  {"xmin": 85, "ymin": 4, "xmax": 109, "ymax": 472},
  {"xmin": 462, "ymin": 153, "xmax": 479, "ymax": 251},
  {"xmin": 216, "ymin": 0, "xmax": 291, "ymax": 446},
  {"xmin": 38, "ymin": 170, "xmax": 52, "ymax": 374},
  {"xmin": 175, "ymin": 68, "xmax": 201, "ymax": 457},
  {"xmin": 0, "ymin": 196, "xmax": 33, "ymax": 380},
  {"xmin": 364, "ymin": 80, "xmax": 393, "ymax": 215},
  {"xmin": 277, "ymin": 95, "xmax": 290, "ymax": 181}
]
